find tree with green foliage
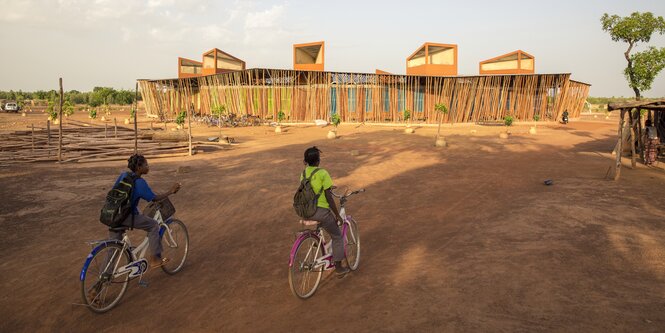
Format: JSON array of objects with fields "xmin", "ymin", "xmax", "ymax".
[
  {"xmin": 210, "ymin": 104, "xmax": 226, "ymax": 136},
  {"xmin": 331, "ymin": 113, "xmax": 341, "ymax": 128},
  {"xmin": 66, "ymin": 90, "xmax": 88, "ymax": 105},
  {"xmin": 89, "ymin": 87, "xmax": 117, "ymax": 107},
  {"xmin": 211, "ymin": 104, "xmax": 226, "ymax": 117},
  {"xmin": 435, "ymin": 103, "xmax": 449, "ymax": 141},
  {"xmin": 46, "ymin": 100, "xmax": 58, "ymax": 121},
  {"xmin": 63, "ymin": 101, "xmax": 74, "ymax": 117},
  {"xmin": 277, "ymin": 110, "xmax": 286, "ymax": 124},
  {"xmin": 601, "ymin": 12, "xmax": 665, "ymax": 100},
  {"xmin": 112, "ymin": 90, "xmax": 135, "ymax": 105},
  {"xmin": 175, "ymin": 111, "xmax": 186, "ymax": 127},
  {"xmin": 403, "ymin": 109, "xmax": 411, "ymax": 126}
]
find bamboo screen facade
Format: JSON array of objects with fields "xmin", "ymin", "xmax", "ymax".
[{"xmin": 139, "ymin": 68, "xmax": 590, "ymax": 124}]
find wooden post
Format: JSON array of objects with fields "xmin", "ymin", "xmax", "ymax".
[
  {"xmin": 630, "ymin": 112, "xmax": 637, "ymax": 169},
  {"xmin": 46, "ymin": 120, "xmax": 50, "ymax": 145},
  {"xmin": 217, "ymin": 109, "xmax": 222, "ymax": 139},
  {"xmin": 637, "ymin": 109, "xmax": 644, "ymax": 161},
  {"xmin": 134, "ymin": 82, "xmax": 138, "ymax": 154},
  {"xmin": 614, "ymin": 110, "xmax": 625, "ymax": 181},
  {"xmin": 31, "ymin": 124, "xmax": 35, "ymax": 151},
  {"xmin": 58, "ymin": 78, "xmax": 63, "ymax": 162},
  {"xmin": 114, "ymin": 117, "xmax": 117, "ymax": 138},
  {"xmin": 188, "ymin": 104, "xmax": 193, "ymax": 156},
  {"xmin": 105, "ymin": 122, "xmax": 108, "ymax": 138}
]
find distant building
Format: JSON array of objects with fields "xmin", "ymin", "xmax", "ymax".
[
  {"xmin": 151, "ymin": 42, "xmax": 588, "ymax": 125},
  {"xmin": 293, "ymin": 41, "xmax": 325, "ymax": 71},
  {"xmin": 406, "ymin": 42, "xmax": 458, "ymax": 76},
  {"xmin": 177, "ymin": 48, "xmax": 245, "ymax": 78},
  {"xmin": 479, "ymin": 50, "xmax": 534, "ymax": 75},
  {"xmin": 177, "ymin": 57, "xmax": 202, "ymax": 78}
]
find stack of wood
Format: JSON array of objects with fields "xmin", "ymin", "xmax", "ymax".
[{"xmin": 0, "ymin": 119, "xmax": 191, "ymax": 166}]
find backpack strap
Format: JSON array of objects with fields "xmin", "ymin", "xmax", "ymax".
[
  {"xmin": 128, "ymin": 172, "xmax": 139, "ymax": 230},
  {"xmin": 307, "ymin": 168, "xmax": 321, "ymax": 181},
  {"xmin": 306, "ymin": 168, "xmax": 324, "ymax": 196}
]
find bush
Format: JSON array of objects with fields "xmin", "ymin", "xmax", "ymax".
[
  {"xmin": 46, "ymin": 100, "xmax": 58, "ymax": 120},
  {"xmin": 89, "ymin": 109, "xmax": 97, "ymax": 119},
  {"xmin": 277, "ymin": 111, "xmax": 286, "ymax": 123},
  {"xmin": 504, "ymin": 115, "xmax": 514, "ymax": 126},
  {"xmin": 331, "ymin": 113, "xmax": 341, "ymax": 127},
  {"xmin": 211, "ymin": 104, "xmax": 226, "ymax": 116},
  {"xmin": 403, "ymin": 109, "xmax": 411, "ymax": 123},
  {"xmin": 175, "ymin": 111, "xmax": 186, "ymax": 126},
  {"xmin": 63, "ymin": 101, "xmax": 74, "ymax": 117},
  {"xmin": 434, "ymin": 103, "xmax": 448, "ymax": 114},
  {"xmin": 533, "ymin": 114, "xmax": 540, "ymax": 122}
]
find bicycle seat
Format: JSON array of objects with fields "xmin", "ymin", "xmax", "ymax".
[
  {"xmin": 299, "ymin": 220, "xmax": 318, "ymax": 226},
  {"xmin": 108, "ymin": 226, "xmax": 129, "ymax": 232}
]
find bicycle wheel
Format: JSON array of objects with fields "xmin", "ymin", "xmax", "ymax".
[
  {"xmin": 161, "ymin": 219, "xmax": 189, "ymax": 274},
  {"xmin": 344, "ymin": 218, "xmax": 360, "ymax": 270},
  {"xmin": 80, "ymin": 243, "xmax": 131, "ymax": 313},
  {"xmin": 289, "ymin": 235, "xmax": 323, "ymax": 299}
]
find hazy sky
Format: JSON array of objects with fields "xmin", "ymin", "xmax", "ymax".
[{"xmin": 1, "ymin": 0, "xmax": 664, "ymax": 97}]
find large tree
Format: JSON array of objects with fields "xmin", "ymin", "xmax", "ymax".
[{"xmin": 601, "ymin": 12, "xmax": 665, "ymax": 100}]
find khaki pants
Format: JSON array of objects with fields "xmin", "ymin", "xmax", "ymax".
[{"xmin": 109, "ymin": 213, "xmax": 162, "ymax": 256}]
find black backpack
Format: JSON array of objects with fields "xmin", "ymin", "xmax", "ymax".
[
  {"xmin": 99, "ymin": 173, "xmax": 138, "ymax": 228},
  {"xmin": 293, "ymin": 168, "xmax": 322, "ymax": 219}
]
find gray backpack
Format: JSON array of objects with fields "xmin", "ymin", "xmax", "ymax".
[{"xmin": 293, "ymin": 168, "xmax": 322, "ymax": 219}]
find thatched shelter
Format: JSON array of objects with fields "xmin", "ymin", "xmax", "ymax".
[{"xmin": 608, "ymin": 99, "xmax": 665, "ymax": 180}]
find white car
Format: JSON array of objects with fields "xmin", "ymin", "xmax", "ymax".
[{"xmin": 4, "ymin": 102, "xmax": 19, "ymax": 112}]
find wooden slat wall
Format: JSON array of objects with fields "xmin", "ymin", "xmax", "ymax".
[{"xmin": 139, "ymin": 69, "xmax": 589, "ymax": 124}]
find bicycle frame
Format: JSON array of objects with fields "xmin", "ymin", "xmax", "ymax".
[
  {"xmin": 80, "ymin": 210, "xmax": 179, "ymax": 282},
  {"xmin": 288, "ymin": 210, "xmax": 354, "ymax": 271}
]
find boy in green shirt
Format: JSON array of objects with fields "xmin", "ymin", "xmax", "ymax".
[{"xmin": 300, "ymin": 146, "xmax": 349, "ymax": 277}]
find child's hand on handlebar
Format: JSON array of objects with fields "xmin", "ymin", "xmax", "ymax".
[{"xmin": 171, "ymin": 182, "xmax": 182, "ymax": 194}]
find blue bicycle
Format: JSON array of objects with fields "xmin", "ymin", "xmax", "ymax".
[{"xmin": 79, "ymin": 199, "xmax": 189, "ymax": 313}]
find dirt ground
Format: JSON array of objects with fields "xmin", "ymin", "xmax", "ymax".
[{"xmin": 2, "ymin": 110, "xmax": 665, "ymax": 332}]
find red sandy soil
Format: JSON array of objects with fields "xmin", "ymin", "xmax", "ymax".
[{"xmin": 1, "ymin": 111, "xmax": 665, "ymax": 332}]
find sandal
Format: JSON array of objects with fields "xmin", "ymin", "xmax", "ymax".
[{"xmin": 149, "ymin": 256, "xmax": 170, "ymax": 269}]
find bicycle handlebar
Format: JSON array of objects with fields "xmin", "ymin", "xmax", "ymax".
[{"xmin": 330, "ymin": 186, "xmax": 366, "ymax": 199}]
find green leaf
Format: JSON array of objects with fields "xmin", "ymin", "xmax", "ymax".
[
  {"xmin": 211, "ymin": 104, "xmax": 226, "ymax": 116},
  {"xmin": 331, "ymin": 113, "xmax": 340, "ymax": 127},
  {"xmin": 175, "ymin": 111, "xmax": 186, "ymax": 125},
  {"xmin": 63, "ymin": 101, "xmax": 74, "ymax": 116},
  {"xmin": 624, "ymin": 47, "xmax": 665, "ymax": 92},
  {"xmin": 434, "ymin": 103, "xmax": 448, "ymax": 114},
  {"xmin": 601, "ymin": 12, "xmax": 665, "ymax": 44}
]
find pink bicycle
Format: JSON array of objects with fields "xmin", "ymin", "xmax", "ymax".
[{"xmin": 288, "ymin": 187, "xmax": 364, "ymax": 299}]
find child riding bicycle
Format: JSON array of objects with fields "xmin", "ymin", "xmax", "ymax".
[
  {"xmin": 109, "ymin": 154, "xmax": 181, "ymax": 269},
  {"xmin": 299, "ymin": 146, "xmax": 350, "ymax": 277}
]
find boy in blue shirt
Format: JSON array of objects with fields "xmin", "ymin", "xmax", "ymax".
[{"xmin": 110, "ymin": 154, "xmax": 181, "ymax": 268}]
